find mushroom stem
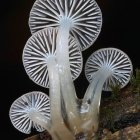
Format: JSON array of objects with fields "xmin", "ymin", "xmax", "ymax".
[
  {"xmin": 28, "ymin": 110, "xmax": 51, "ymax": 133},
  {"xmin": 47, "ymin": 55, "xmax": 62, "ymax": 123},
  {"xmin": 56, "ymin": 20, "xmax": 82, "ymax": 134},
  {"xmin": 28, "ymin": 110, "xmax": 60, "ymax": 140},
  {"xmin": 82, "ymin": 67, "xmax": 113, "ymax": 132},
  {"xmin": 47, "ymin": 55, "xmax": 74, "ymax": 140}
]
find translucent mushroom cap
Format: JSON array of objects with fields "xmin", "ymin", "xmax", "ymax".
[
  {"xmin": 85, "ymin": 48, "xmax": 133, "ymax": 91},
  {"xmin": 9, "ymin": 91, "xmax": 50, "ymax": 134},
  {"xmin": 29, "ymin": 0, "xmax": 102, "ymax": 51},
  {"xmin": 22, "ymin": 27, "xmax": 83, "ymax": 88}
]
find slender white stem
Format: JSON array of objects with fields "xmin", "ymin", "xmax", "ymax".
[
  {"xmin": 29, "ymin": 110, "xmax": 51, "ymax": 132},
  {"xmin": 29, "ymin": 110, "xmax": 61, "ymax": 140},
  {"xmin": 82, "ymin": 67, "xmax": 113, "ymax": 132},
  {"xmin": 47, "ymin": 55, "xmax": 74, "ymax": 140},
  {"xmin": 47, "ymin": 55, "xmax": 62, "ymax": 122},
  {"xmin": 56, "ymin": 19, "xmax": 82, "ymax": 135}
]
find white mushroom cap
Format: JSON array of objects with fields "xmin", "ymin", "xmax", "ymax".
[
  {"xmin": 85, "ymin": 48, "xmax": 133, "ymax": 91},
  {"xmin": 29, "ymin": 0, "xmax": 102, "ymax": 51},
  {"xmin": 22, "ymin": 27, "xmax": 83, "ymax": 88},
  {"xmin": 9, "ymin": 91, "xmax": 50, "ymax": 134}
]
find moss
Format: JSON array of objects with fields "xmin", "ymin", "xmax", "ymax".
[
  {"xmin": 109, "ymin": 81, "xmax": 121, "ymax": 101},
  {"xmin": 130, "ymin": 68, "xmax": 140, "ymax": 94}
]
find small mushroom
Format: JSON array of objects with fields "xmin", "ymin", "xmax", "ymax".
[
  {"xmin": 29, "ymin": 0, "xmax": 102, "ymax": 51},
  {"xmin": 22, "ymin": 27, "xmax": 83, "ymax": 88},
  {"xmin": 9, "ymin": 91, "xmax": 50, "ymax": 134},
  {"xmin": 82, "ymin": 48, "xmax": 133, "ymax": 132},
  {"xmin": 85, "ymin": 47, "xmax": 133, "ymax": 91}
]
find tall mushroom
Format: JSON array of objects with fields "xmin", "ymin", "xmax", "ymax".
[
  {"xmin": 28, "ymin": 0, "xmax": 102, "ymax": 134},
  {"xmin": 22, "ymin": 27, "xmax": 83, "ymax": 139},
  {"xmin": 23, "ymin": 27, "xmax": 83, "ymax": 88},
  {"xmin": 82, "ymin": 47, "xmax": 133, "ymax": 132}
]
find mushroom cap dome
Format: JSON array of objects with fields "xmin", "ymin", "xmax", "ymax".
[
  {"xmin": 29, "ymin": 0, "xmax": 102, "ymax": 51},
  {"xmin": 9, "ymin": 91, "xmax": 50, "ymax": 134},
  {"xmin": 85, "ymin": 48, "xmax": 133, "ymax": 91},
  {"xmin": 23, "ymin": 27, "xmax": 83, "ymax": 88}
]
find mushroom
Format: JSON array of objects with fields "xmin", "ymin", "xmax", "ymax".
[
  {"xmin": 9, "ymin": 91, "xmax": 50, "ymax": 134},
  {"xmin": 82, "ymin": 47, "xmax": 133, "ymax": 132},
  {"xmin": 22, "ymin": 27, "xmax": 81, "ymax": 139},
  {"xmin": 85, "ymin": 47, "xmax": 133, "ymax": 91},
  {"xmin": 29, "ymin": 0, "xmax": 102, "ymax": 51},
  {"xmin": 23, "ymin": 27, "xmax": 83, "ymax": 88},
  {"xmin": 28, "ymin": 0, "xmax": 102, "ymax": 134}
]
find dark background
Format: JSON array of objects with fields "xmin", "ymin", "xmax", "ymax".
[{"xmin": 1, "ymin": 0, "xmax": 140, "ymax": 139}]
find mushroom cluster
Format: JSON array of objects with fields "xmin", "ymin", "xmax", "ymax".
[{"xmin": 9, "ymin": 0, "xmax": 133, "ymax": 140}]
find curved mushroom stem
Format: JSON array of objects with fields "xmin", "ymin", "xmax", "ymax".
[
  {"xmin": 28, "ymin": 110, "xmax": 61, "ymax": 140},
  {"xmin": 47, "ymin": 55, "xmax": 74, "ymax": 140},
  {"xmin": 56, "ymin": 19, "xmax": 82, "ymax": 135},
  {"xmin": 28, "ymin": 110, "xmax": 52, "ymax": 134},
  {"xmin": 82, "ymin": 66, "xmax": 113, "ymax": 132}
]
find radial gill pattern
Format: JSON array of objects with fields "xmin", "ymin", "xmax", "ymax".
[
  {"xmin": 23, "ymin": 27, "xmax": 83, "ymax": 88},
  {"xmin": 9, "ymin": 91, "xmax": 50, "ymax": 134},
  {"xmin": 85, "ymin": 48, "xmax": 133, "ymax": 91},
  {"xmin": 29, "ymin": 0, "xmax": 102, "ymax": 51}
]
